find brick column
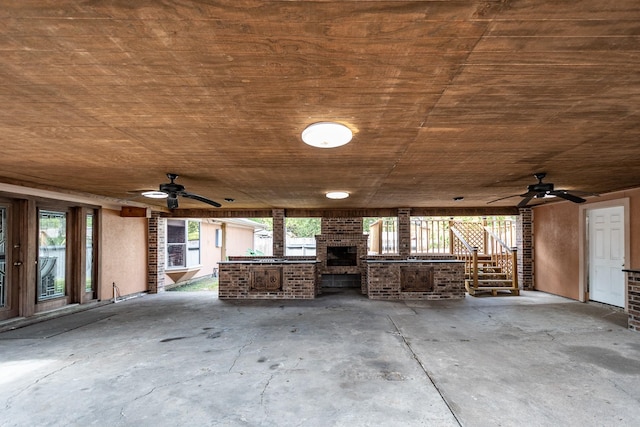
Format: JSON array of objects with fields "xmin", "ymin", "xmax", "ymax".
[
  {"xmin": 147, "ymin": 213, "xmax": 166, "ymax": 293},
  {"xmin": 398, "ymin": 208, "xmax": 411, "ymax": 258},
  {"xmin": 627, "ymin": 271, "xmax": 640, "ymax": 332},
  {"xmin": 517, "ymin": 208, "xmax": 533, "ymax": 290},
  {"xmin": 272, "ymin": 209, "xmax": 285, "ymax": 257}
]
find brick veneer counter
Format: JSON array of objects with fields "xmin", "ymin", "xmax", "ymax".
[
  {"xmin": 623, "ymin": 269, "xmax": 640, "ymax": 332},
  {"xmin": 366, "ymin": 260, "xmax": 465, "ymax": 300},
  {"xmin": 219, "ymin": 260, "xmax": 318, "ymax": 300},
  {"xmin": 366, "ymin": 259, "xmax": 461, "ymax": 263}
]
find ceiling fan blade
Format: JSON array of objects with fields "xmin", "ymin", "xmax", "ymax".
[
  {"xmin": 180, "ymin": 191, "xmax": 222, "ymax": 207},
  {"xmin": 517, "ymin": 192, "xmax": 536, "ymax": 208},
  {"xmin": 487, "ymin": 194, "xmax": 521, "ymax": 204},
  {"xmin": 550, "ymin": 191, "xmax": 586, "ymax": 204},
  {"xmin": 167, "ymin": 195, "xmax": 179, "ymax": 209},
  {"xmin": 562, "ymin": 190, "xmax": 599, "ymax": 197}
]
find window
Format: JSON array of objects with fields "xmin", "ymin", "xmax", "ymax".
[{"xmin": 167, "ymin": 219, "xmax": 201, "ymax": 269}]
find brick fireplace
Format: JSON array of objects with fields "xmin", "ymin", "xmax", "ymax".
[{"xmin": 315, "ymin": 218, "xmax": 368, "ymax": 293}]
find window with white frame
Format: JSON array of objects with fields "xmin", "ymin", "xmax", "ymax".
[{"xmin": 166, "ymin": 219, "xmax": 201, "ymax": 269}]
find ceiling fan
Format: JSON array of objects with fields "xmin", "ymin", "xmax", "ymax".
[
  {"xmin": 489, "ymin": 173, "xmax": 594, "ymax": 208},
  {"xmin": 152, "ymin": 173, "xmax": 221, "ymax": 209}
]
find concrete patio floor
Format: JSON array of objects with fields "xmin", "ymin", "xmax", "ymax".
[{"xmin": 1, "ymin": 290, "xmax": 639, "ymax": 427}]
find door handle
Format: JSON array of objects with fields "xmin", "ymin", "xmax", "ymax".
[{"xmin": 13, "ymin": 261, "xmax": 22, "ymax": 266}]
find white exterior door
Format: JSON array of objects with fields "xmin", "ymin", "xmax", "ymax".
[{"xmin": 588, "ymin": 206, "xmax": 625, "ymax": 307}]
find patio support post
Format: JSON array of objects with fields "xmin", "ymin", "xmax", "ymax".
[
  {"xmin": 272, "ymin": 209, "xmax": 285, "ymax": 257},
  {"xmin": 147, "ymin": 212, "xmax": 166, "ymax": 293},
  {"xmin": 398, "ymin": 208, "xmax": 411, "ymax": 257},
  {"xmin": 517, "ymin": 208, "xmax": 533, "ymax": 290}
]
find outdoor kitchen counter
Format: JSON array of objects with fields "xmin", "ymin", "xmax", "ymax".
[
  {"xmin": 220, "ymin": 259, "xmax": 318, "ymax": 264},
  {"xmin": 218, "ymin": 259, "xmax": 319, "ymax": 299},
  {"xmin": 365, "ymin": 259, "xmax": 464, "ymax": 263},
  {"xmin": 366, "ymin": 258, "xmax": 465, "ymax": 300}
]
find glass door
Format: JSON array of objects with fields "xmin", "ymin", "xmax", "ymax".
[
  {"xmin": 0, "ymin": 203, "xmax": 18, "ymax": 320},
  {"xmin": 85, "ymin": 212, "xmax": 96, "ymax": 300},
  {"xmin": 0, "ymin": 206, "xmax": 7, "ymax": 309},
  {"xmin": 37, "ymin": 210, "xmax": 67, "ymax": 302}
]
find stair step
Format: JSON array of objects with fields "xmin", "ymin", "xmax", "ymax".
[
  {"xmin": 476, "ymin": 279, "xmax": 514, "ymax": 286},
  {"xmin": 466, "ymin": 271, "xmax": 505, "ymax": 276}
]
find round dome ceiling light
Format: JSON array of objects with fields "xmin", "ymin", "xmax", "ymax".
[
  {"xmin": 141, "ymin": 191, "xmax": 168, "ymax": 199},
  {"xmin": 302, "ymin": 122, "xmax": 352, "ymax": 148},
  {"xmin": 326, "ymin": 191, "xmax": 350, "ymax": 199}
]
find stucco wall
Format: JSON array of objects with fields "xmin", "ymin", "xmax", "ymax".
[
  {"xmin": 533, "ymin": 202, "xmax": 581, "ymax": 299},
  {"xmin": 226, "ymin": 224, "xmax": 256, "ymax": 257},
  {"xmin": 164, "ymin": 220, "xmax": 221, "ymax": 285},
  {"xmin": 99, "ymin": 209, "xmax": 148, "ymax": 299},
  {"xmin": 199, "ymin": 221, "xmax": 221, "ymax": 277},
  {"xmin": 534, "ymin": 187, "xmax": 640, "ymax": 300},
  {"xmin": 164, "ymin": 221, "xmax": 257, "ymax": 286}
]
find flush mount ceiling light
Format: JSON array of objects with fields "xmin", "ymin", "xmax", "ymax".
[
  {"xmin": 326, "ymin": 191, "xmax": 350, "ymax": 199},
  {"xmin": 141, "ymin": 191, "xmax": 168, "ymax": 199},
  {"xmin": 302, "ymin": 122, "xmax": 352, "ymax": 148}
]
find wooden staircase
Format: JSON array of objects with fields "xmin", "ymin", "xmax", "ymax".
[{"xmin": 465, "ymin": 254, "xmax": 520, "ymax": 296}]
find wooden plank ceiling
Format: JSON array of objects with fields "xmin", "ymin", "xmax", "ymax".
[{"xmin": 1, "ymin": 0, "xmax": 639, "ymax": 213}]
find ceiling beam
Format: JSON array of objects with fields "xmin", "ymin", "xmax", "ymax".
[{"xmin": 162, "ymin": 206, "xmax": 520, "ymax": 218}]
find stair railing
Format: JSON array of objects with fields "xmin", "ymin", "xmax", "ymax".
[
  {"xmin": 451, "ymin": 226, "xmax": 478, "ymax": 289},
  {"xmin": 484, "ymin": 226, "xmax": 518, "ymax": 288}
]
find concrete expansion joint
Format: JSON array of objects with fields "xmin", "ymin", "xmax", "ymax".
[{"xmin": 387, "ymin": 315, "xmax": 463, "ymax": 427}]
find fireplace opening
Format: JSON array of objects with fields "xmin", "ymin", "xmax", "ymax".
[{"xmin": 326, "ymin": 246, "xmax": 358, "ymax": 266}]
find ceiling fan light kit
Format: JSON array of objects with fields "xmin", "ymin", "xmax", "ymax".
[{"xmin": 141, "ymin": 191, "xmax": 169, "ymax": 199}]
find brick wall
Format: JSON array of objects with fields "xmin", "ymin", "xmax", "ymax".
[
  {"xmin": 272, "ymin": 209, "xmax": 285, "ymax": 257},
  {"xmin": 218, "ymin": 261, "xmax": 317, "ymax": 299},
  {"xmin": 321, "ymin": 217, "xmax": 363, "ymax": 234},
  {"xmin": 517, "ymin": 208, "xmax": 533, "ymax": 290},
  {"xmin": 628, "ymin": 271, "xmax": 640, "ymax": 332},
  {"xmin": 367, "ymin": 260, "xmax": 465, "ymax": 300},
  {"xmin": 147, "ymin": 213, "xmax": 166, "ymax": 293},
  {"xmin": 398, "ymin": 208, "xmax": 411, "ymax": 257}
]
